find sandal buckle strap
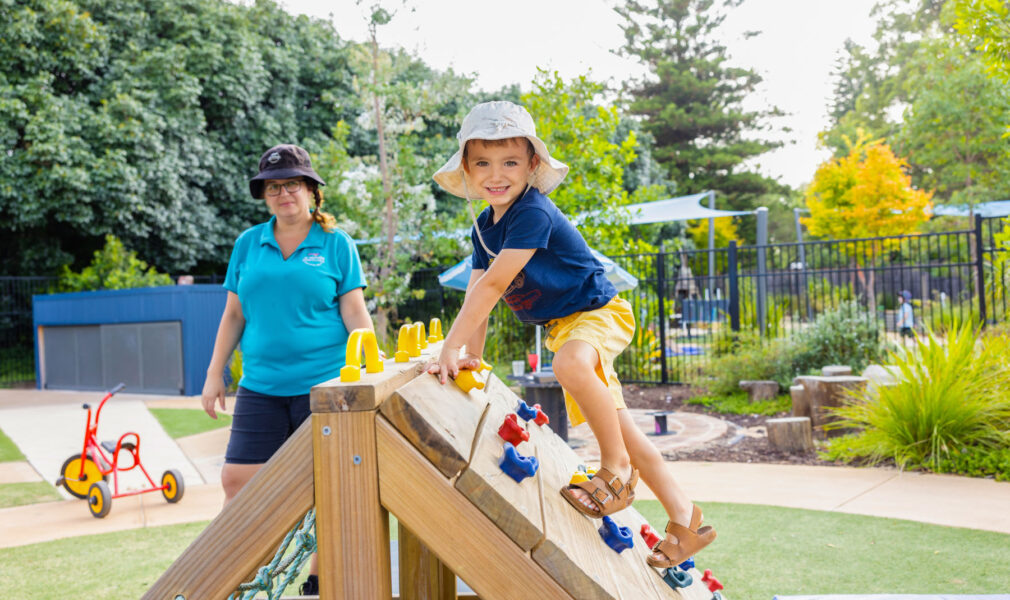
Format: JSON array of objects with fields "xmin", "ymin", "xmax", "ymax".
[
  {"xmin": 591, "ymin": 488, "xmax": 612, "ymax": 505},
  {"xmin": 606, "ymin": 474, "xmax": 624, "ymax": 496}
]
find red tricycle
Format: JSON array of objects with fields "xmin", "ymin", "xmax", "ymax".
[{"xmin": 55, "ymin": 383, "xmax": 184, "ymax": 518}]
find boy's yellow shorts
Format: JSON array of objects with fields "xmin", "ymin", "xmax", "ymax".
[{"xmin": 543, "ymin": 296, "xmax": 635, "ymax": 426}]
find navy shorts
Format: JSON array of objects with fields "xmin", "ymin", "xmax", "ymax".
[{"xmin": 224, "ymin": 386, "xmax": 311, "ymax": 464}]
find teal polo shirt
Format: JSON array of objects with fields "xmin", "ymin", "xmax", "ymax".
[{"xmin": 224, "ymin": 217, "xmax": 367, "ymax": 396}]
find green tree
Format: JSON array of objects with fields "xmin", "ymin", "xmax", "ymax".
[
  {"xmin": 59, "ymin": 234, "xmax": 172, "ymax": 291},
  {"xmin": 953, "ymin": 0, "xmax": 1010, "ymax": 79},
  {"xmin": 820, "ymin": 0, "xmax": 946, "ymax": 155},
  {"xmin": 520, "ymin": 70, "xmax": 661, "ymax": 255},
  {"xmin": 615, "ymin": 0, "xmax": 787, "ymax": 225},
  {"xmin": 312, "ymin": 8, "xmax": 474, "ymax": 339},
  {"xmin": 0, "ymin": 0, "xmax": 362, "ymax": 275},
  {"xmin": 897, "ymin": 36, "xmax": 1010, "ymax": 209}
]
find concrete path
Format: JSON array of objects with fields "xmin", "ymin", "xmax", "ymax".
[
  {"xmin": 2, "ymin": 389, "xmax": 1010, "ymax": 551},
  {"xmin": 0, "ymin": 461, "xmax": 42, "ymax": 484}
]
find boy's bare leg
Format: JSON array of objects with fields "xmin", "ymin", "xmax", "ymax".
[
  {"xmin": 618, "ymin": 409, "xmax": 694, "ymax": 559},
  {"xmin": 552, "ymin": 339, "xmax": 632, "ymax": 513}
]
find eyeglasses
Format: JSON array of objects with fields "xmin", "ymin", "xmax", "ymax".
[{"xmin": 264, "ymin": 180, "xmax": 304, "ymax": 196}]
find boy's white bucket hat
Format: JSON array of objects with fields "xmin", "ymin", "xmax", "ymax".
[{"xmin": 433, "ymin": 101, "xmax": 569, "ymax": 198}]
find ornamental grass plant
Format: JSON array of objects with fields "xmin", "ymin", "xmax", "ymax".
[{"xmin": 823, "ymin": 321, "xmax": 1010, "ymax": 471}]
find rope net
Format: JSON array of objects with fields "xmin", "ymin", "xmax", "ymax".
[{"xmin": 227, "ymin": 508, "xmax": 317, "ymax": 600}]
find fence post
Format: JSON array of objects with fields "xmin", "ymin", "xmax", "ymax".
[
  {"xmin": 974, "ymin": 214, "xmax": 988, "ymax": 328},
  {"xmin": 656, "ymin": 244, "xmax": 668, "ymax": 384},
  {"xmin": 728, "ymin": 241, "xmax": 740, "ymax": 332},
  {"xmin": 756, "ymin": 207, "xmax": 769, "ymax": 336}
]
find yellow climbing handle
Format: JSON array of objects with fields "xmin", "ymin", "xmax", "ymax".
[
  {"xmin": 340, "ymin": 329, "xmax": 385, "ymax": 382},
  {"xmin": 411, "ymin": 321, "xmax": 428, "ymax": 351},
  {"xmin": 428, "ymin": 318, "xmax": 444, "ymax": 342}
]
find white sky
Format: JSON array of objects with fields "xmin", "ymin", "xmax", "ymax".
[{"xmin": 280, "ymin": 0, "xmax": 880, "ymax": 189}]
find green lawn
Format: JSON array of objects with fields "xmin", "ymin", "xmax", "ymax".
[
  {"xmin": 0, "ymin": 481, "xmax": 62, "ymax": 509},
  {"xmin": 0, "ymin": 427, "xmax": 25, "ymax": 462},
  {"xmin": 149, "ymin": 408, "xmax": 232, "ymax": 439},
  {"xmin": 2, "ymin": 502, "xmax": 1008, "ymax": 599}
]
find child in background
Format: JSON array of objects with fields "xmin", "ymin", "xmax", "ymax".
[
  {"xmin": 427, "ymin": 101, "xmax": 715, "ymax": 567},
  {"xmin": 897, "ymin": 290, "xmax": 915, "ymax": 337}
]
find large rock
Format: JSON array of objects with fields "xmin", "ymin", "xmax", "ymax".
[
  {"xmin": 739, "ymin": 380, "xmax": 780, "ymax": 402},
  {"xmin": 862, "ymin": 364, "xmax": 901, "ymax": 390},
  {"xmin": 821, "ymin": 365, "xmax": 852, "ymax": 377}
]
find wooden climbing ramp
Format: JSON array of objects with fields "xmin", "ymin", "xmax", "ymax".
[{"xmin": 143, "ymin": 340, "xmax": 722, "ymax": 599}]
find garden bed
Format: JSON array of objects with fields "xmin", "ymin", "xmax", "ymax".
[{"xmin": 623, "ymin": 384, "xmax": 836, "ymax": 468}]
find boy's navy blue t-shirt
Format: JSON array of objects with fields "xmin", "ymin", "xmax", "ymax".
[{"xmin": 470, "ymin": 187, "xmax": 617, "ymax": 325}]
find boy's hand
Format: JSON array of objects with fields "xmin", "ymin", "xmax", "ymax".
[{"xmin": 427, "ymin": 347, "xmax": 482, "ymax": 385}]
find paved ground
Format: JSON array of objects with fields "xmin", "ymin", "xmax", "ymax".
[{"xmin": 2, "ymin": 389, "xmax": 1010, "ymax": 551}]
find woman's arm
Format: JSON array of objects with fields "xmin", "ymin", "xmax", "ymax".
[
  {"xmin": 338, "ymin": 287, "xmax": 373, "ymax": 332},
  {"xmin": 202, "ymin": 292, "xmax": 245, "ymax": 419}
]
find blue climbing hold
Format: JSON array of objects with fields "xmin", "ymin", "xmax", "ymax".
[
  {"xmin": 661, "ymin": 567, "xmax": 693, "ymax": 589},
  {"xmin": 516, "ymin": 400, "xmax": 539, "ymax": 421},
  {"xmin": 498, "ymin": 442, "xmax": 538, "ymax": 483},
  {"xmin": 598, "ymin": 516, "xmax": 633, "ymax": 553},
  {"xmin": 678, "ymin": 557, "xmax": 695, "ymax": 570}
]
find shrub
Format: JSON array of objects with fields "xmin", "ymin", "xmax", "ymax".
[
  {"xmin": 59, "ymin": 235, "xmax": 172, "ymax": 292},
  {"xmin": 687, "ymin": 392, "xmax": 790, "ymax": 416},
  {"xmin": 824, "ymin": 321, "xmax": 1010, "ymax": 471},
  {"xmin": 705, "ymin": 337, "xmax": 796, "ymax": 396},
  {"xmin": 935, "ymin": 445, "xmax": 1010, "ymax": 482},
  {"xmin": 790, "ymin": 301, "xmax": 885, "ymax": 375}
]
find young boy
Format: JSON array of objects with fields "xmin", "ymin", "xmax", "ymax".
[{"xmin": 428, "ymin": 101, "xmax": 715, "ymax": 567}]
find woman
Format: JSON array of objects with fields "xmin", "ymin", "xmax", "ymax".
[{"xmin": 202, "ymin": 144, "xmax": 373, "ymax": 595}]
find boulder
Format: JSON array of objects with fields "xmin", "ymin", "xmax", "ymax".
[
  {"xmin": 861, "ymin": 364, "xmax": 901, "ymax": 390},
  {"xmin": 821, "ymin": 365, "xmax": 852, "ymax": 377}
]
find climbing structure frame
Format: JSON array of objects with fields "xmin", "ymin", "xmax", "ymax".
[{"xmin": 143, "ymin": 340, "xmax": 721, "ymax": 599}]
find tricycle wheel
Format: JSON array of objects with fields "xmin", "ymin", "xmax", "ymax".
[
  {"xmin": 59, "ymin": 455, "xmax": 106, "ymax": 499},
  {"xmin": 161, "ymin": 469, "xmax": 184, "ymax": 503},
  {"xmin": 88, "ymin": 481, "xmax": 111, "ymax": 518}
]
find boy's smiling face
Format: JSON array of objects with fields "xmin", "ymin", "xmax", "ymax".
[{"xmin": 463, "ymin": 138, "xmax": 540, "ymax": 219}]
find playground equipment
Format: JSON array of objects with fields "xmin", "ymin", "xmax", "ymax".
[
  {"xmin": 56, "ymin": 383, "xmax": 184, "ymax": 518},
  {"xmin": 143, "ymin": 322, "xmax": 722, "ymax": 599}
]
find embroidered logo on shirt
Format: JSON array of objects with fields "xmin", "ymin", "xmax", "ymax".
[{"xmin": 303, "ymin": 253, "xmax": 325, "ymax": 267}]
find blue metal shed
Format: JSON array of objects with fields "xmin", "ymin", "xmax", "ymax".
[{"xmin": 33, "ymin": 285, "xmax": 226, "ymax": 395}]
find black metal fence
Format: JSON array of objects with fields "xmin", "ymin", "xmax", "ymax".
[
  {"xmin": 0, "ymin": 277, "xmax": 58, "ymax": 387},
  {"xmin": 2, "ymin": 216, "xmax": 1007, "ymax": 387},
  {"xmin": 611, "ymin": 215, "xmax": 1006, "ymax": 384}
]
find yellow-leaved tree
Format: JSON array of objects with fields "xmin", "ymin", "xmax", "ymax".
[
  {"xmin": 687, "ymin": 217, "xmax": 740, "ymax": 251},
  {"xmin": 803, "ymin": 133, "xmax": 933, "ymax": 308}
]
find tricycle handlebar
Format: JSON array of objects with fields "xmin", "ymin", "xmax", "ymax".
[{"xmin": 110, "ymin": 383, "xmax": 126, "ymax": 395}]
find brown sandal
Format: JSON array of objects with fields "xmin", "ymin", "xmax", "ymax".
[
  {"xmin": 560, "ymin": 467, "xmax": 639, "ymax": 518},
  {"xmin": 646, "ymin": 505, "xmax": 716, "ymax": 568}
]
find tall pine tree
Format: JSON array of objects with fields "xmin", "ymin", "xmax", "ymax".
[{"xmin": 616, "ymin": 0, "xmax": 786, "ymax": 217}]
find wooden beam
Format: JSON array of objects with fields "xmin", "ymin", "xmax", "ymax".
[
  {"xmin": 314, "ymin": 411, "xmax": 391, "ymax": 599},
  {"xmin": 142, "ymin": 421, "xmax": 314, "ymax": 600},
  {"xmin": 398, "ymin": 524, "xmax": 457, "ymax": 600},
  {"xmin": 376, "ymin": 416, "xmax": 572, "ymax": 599},
  {"xmin": 311, "ymin": 342, "xmax": 440, "ymax": 413}
]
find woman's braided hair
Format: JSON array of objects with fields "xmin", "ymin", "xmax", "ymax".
[{"xmin": 309, "ymin": 183, "xmax": 337, "ymax": 233}]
